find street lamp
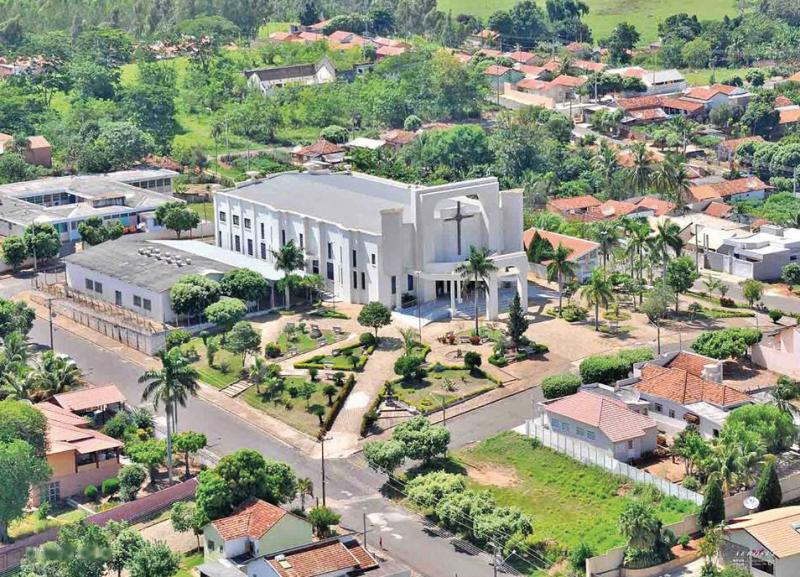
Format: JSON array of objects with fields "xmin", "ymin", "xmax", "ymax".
[{"xmin": 319, "ymin": 435, "xmax": 333, "ymax": 506}]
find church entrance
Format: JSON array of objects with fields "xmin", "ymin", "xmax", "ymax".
[{"xmin": 435, "ymin": 280, "xmax": 450, "ymax": 298}]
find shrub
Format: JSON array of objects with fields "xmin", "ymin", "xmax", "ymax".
[
  {"xmin": 102, "ymin": 477, "xmax": 120, "ymax": 496},
  {"xmin": 782, "ymin": 262, "xmax": 800, "ymax": 286},
  {"xmin": 265, "ymin": 342, "xmax": 282, "ymax": 358},
  {"xmin": 488, "ymin": 354, "xmax": 508, "ymax": 367},
  {"xmin": 84, "ymin": 484, "xmax": 99, "ymax": 501},
  {"xmin": 406, "ymin": 471, "xmax": 466, "ymax": 510},
  {"xmin": 359, "ymin": 332, "xmax": 377, "ymax": 347},
  {"xmin": 769, "ymin": 309, "xmax": 783, "ymax": 323},
  {"xmin": 463, "ymin": 351, "xmax": 482, "ymax": 372},
  {"xmin": 561, "ymin": 304, "xmax": 587, "ymax": 322},
  {"xmin": 569, "ymin": 543, "xmax": 595, "ymax": 571},
  {"xmin": 165, "ymin": 329, "xmax": 192, "ymax": 350},
  {"xmin": 579, "ymin": 355, "xmax": 629, "ymax": 384},
  {"xmin": 103, "ymin": 413, "xmax": 133, "ymax": 439},
  {"xmin": 692, "ymin": 328, "xmax": 762, "ymax": 360},
  {"xmin": 218, "ymin": 360, "xmax": 230, "ymax": 373},
  {"xmin": 394, "ymin": 355, "xmax": 426, "ymax": 381},
  {"xmin": 677, "ymin": 534, "xmax": 690, "ymax": 548},
  {"xmin": 541, "ymin": 373, "xmax": 582, "ymax": 399},
  {"xmin": 682, "ymin": 476, "xmax": 700, "ymax": 491},
  {"xmin": 616, "ymin": 347, "xmax": 655, "ymax": 366},
  {"xmin": 719, "ymin": 296, "xmax": 736, "ymax": 308},
  {"xmin": 119, "ymin": 464, "xmax": 147, "ymax": 501}
]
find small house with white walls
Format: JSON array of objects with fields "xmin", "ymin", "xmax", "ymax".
[
  {"xmin": 723, "ymin": 506, "xmax": 800, "ymax": 577},
  {"xmin": 752, "ymin": 325, "xmax": 800, "ymax": 380},
  {"xmin": 244, "ymin": 57, "xmax": 336, "ymax": 93}
]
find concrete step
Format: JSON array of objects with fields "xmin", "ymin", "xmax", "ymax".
[{"xmin": 221, "ymin": 380, "xmax": 252, "ymax": 397}]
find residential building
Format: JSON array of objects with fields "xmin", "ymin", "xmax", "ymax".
[
  {"xmin": 711, "ymin": 224, "xmax": 800, "ymax": 280},
  {"xmin": 630, "ymin": 196, "xmax": 676, "ymax": 217},
  {"xmin": 523, "ymin": 228, "xmax": 599, "ymax": 282},
  {"xmin": 546, "ymin": 194, "xmax": 601, "ymax": 218},
  {"xmin": 34, "ymin": 400, "xmax": 123, "ymax": 505},
  {"xmin": 722, "ymin": 506, "xmax": 800, "ymax": 577},
  {"xmin": 778, "ymin": 105, "xmax": 800, "ymax": 133},
  {"xmin": 213, "ymin": 171, "xmax": 528, "ymax": 319},
  {"xmin": 752, "ymin": 325, "xmax": 800, "ymax": 380},
  {"xmin": 65, "ymin": 237, "xmax": 286, "ymax": 324},
  {"xmin": 704, "ymin": 202, "xmax": 734, "ymax": 219},
  {"xmin": 688, "ymin": 176, "xmax": 773, "ymax": 206},
  {"xmin": 49, "ymin": 384, "xmax": 126, "ymax": 418},
  {"xmin": 380, "ymin": 129, "xmax": 417, "ymax": 150},
  {"xmin": 466, "ymin": 29, "xmax": 499, "ymax": 48},
  {"xmin": 243, "ymin": 57, "xmax": 336, "ymax": 93},
  {"xmin": 0, "ymin": 170, "xmax": 178, "ymax": 248},
  {"xmin": 484, "ymin": 65, "xmax": 524, "ymax": 91},
  {"xmin": 345, "ymin": 137, "xmax": 387, "ymax": 151},
  {"xmin": 608, "ymin": 67, "xmax": 687, "ymax": 95},
  {"xmin": 537, "ymin": 390, "xmax": 658, "ymax": 461},
  {"xmin": 0, "ymin": 133, "xmax": 52, "ymax": 167},
  {"xmin": 682, "ymin": 84, "xmax": 750, "ymax": 111},
  {"xmin": 506, "ymin": 50, "xmax": 536, "ymax": 65},
  {"xmin": 717, "ymin": 136, "xmax": 765, "ymax": 162},
  {"xmin": 292, "ymin": 139, "xmax": 346, "ymax": 165},
  {"xmin": 628, "ymin": 352, "xmax": 751, "ymax": 438},
  {"xmin": 376, "ymin": 45, "xmax": 408, "ymax": 59}
]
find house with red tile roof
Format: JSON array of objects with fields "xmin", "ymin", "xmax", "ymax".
[
  {"xmin": 523, "ymin": 228, "xmax": 599, "ymax": 281},
  {"xmin": 682, "ymin": 84, "xmax": 750, "ymax": 111},
  {"xmin": 484, "ymin": 64, "xmax": 524, "ymax": 91},
  {"xmin": 292, "ymin": 139, "xmax": 346, "ymax": 165},
  {"xmin": 375, "ymin": 45, "xmax": 407, "ymax": 59},
  {"xmin": 774, "ymin": 95, "xmax": 793, "ymax": 108},
  {"xmin": 380, "ymin": 129, "xmax": 417, "ymax": 150},
  {"xmin": 538, "ymin": 390, "xmax": 658, "ymax": 461},
  {"xmin": 704, "ymin": 202, "xmax": 734, "ymax": 219},
  {"xmin": 49, "ymin": 384, "xmax": 126, "ymax": 416},
  {"xmin": 717, "ymin": 136, "xmax": 764, "ymax": 162},
  {"xmin": 573, "ymin": 59, "xmax": 605, "ymax": 73},
  {"xmin": 262, "ymin": 536, "xmax": 379, "ymax": 577},
  {"xmin": 688, "ymin": 176, "xmax": 773, "ymax": 205},
  {"xmin": 506, "ymin": 50, "xmax": 536, "ymax": 65},
  {"xmin": 546, "ymin": 194, "xmax": 601, "ymax": 217},
  {"xmin": 779, "ymin": 106, "xmax": 800, "ymax": 130}
]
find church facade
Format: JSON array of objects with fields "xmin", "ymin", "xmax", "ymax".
[{"xmin": 213, "ymin": 171, "xmax": 528, "ymax": 319}]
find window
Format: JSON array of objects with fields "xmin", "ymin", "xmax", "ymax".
[
  {"xmin": 654, "ymin": 403, "xmax": 663, "ymax": 413},
  {"xmin": 143, "ymin": 299, "xmax": 151, "ymax": 311},
  {"xmin": 207, "ymin": 540, "xmax": 215, "ymax": 552},
  {"xmin": 219, "ymin": 211, "xmax": 226, "ymax": 222},
  {"xmin": 247, "ymin": 239, "xmax": 254, "ymax": 256},
  {"xmin": 85, "ymin": 278, "xmax": 94, "ymax": 291},
  {"xmin": 586, "ymin": 431, "xmax": 596, "ymax": 440},
  {"xmin": 353, "ymin": 271, "xmax": 358, "ymax": 289},
  {"xmin": 627, "ymin": 440, "xmax": 634, "ymax": 449},
  {"xmin": 327, "ymin": 242, "xmax": 334, "ymax": 260},
  {"xmin": 561, "ymin": 422, "xmax": 570, "ymax": 433},
  {"xmin": 668, "ymin": 409, "xmax": 676, "ymax": 419},
  {"xmin": 244, "ymin": 218, "xmax": 251, "ymax": 230},
  {"xmin": 326, "ymin": 262, "xmax": 335, "ymax": 281},
  {"xmin": 371, "ymin": 253, "xmax": 376, "ymax": 266},
  {"xmin": 550, "ymin": 418, "xmax": 560, "ymax": 430},
  {"xmin": 352, "ymin": 249, "xmax": 357, "ymax": 267},
  {"xmin": 281, "ymin": 229, "xmax": 287, "ymax": 246},
  {"xmin": 43, "ymin": 481, "xmax": 60, "ymax": 503},
  {"xmin": 407, "ymin": 275, "xmax": 414, "ymax": 291},
  {"xmin": 361, "ymin": 272, "xmax": 366, "ymax": 290},
  {"xmin": 312, "ymin": 260, "xmax": 319, "ymax": 274},
  {"xmin": 751, "ymin": 559, "xmax": 774, "ymax": 575},
  {"xmin": 261, "ymin": 243, "xmax": 267, "ymax": 259},
  {"xmin": 232, "ymin": 215, "xmax": 240, "ymax": 226},
  {"xmin": 94, "ymin": 281, "xmax": 103, "ymax": 294},
  {"xmin": 115, "ymin": 291, "xmax": 122, "ymax": 306},
  {"xmin": 218, "ymin": 231, "xmax": 222, "ymax": 246},
  {"xmin": 235, "ymin": 235, "xmax": 241, "ymax": 252},
  {"xmin": 260, "ymin": 223, "xmax": 265, "ymax": 238},
  {"xmin": 133, "ymin": 295, "xmax": 142, "ymax": 307},
  {"xmin": 713, "ymin": 429, "xmax": 720, "ymax": 437},
  {"xmin": 576, "ymin": 427, "xmax": 585, "ymax": 437},
  {"xmin": 391, "ymin": 275, "xmax": 397, "ymax": 295},
  {"xmin": 299, "ymin": 233, "xmax": 304, "ymax": 249}
]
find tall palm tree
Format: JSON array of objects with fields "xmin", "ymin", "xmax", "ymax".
[
  {"xmin": 33, "ymin": 351, "xmax": 84, "ymax": 400},
  {"xmin": 653, "ymin": 154, "xmax": 692, "ymax": 214},
  {"xmin": 626, "ymin": 142, "xmax": 654, "ymax": 195},
  {"xmin": 455, "ymin": 246, "xmax": 498, "ymax": 335},
  {"xmin": 653, "ymin": 220, "xmax": 684, "ymax": 275},
  {"xmin": 522, "ymin": 170, "xmax": 558, "ymax": 210},
  {"xmin": 593, "ymin": 221, "xmax": 620, "ymax": 270},
  {"xmin": 271, "ymin": 240, "xmax": 306, "ymax": 310},
  {"xmin": 139, "ymin": 347, "xmax": 200, "ymax": 484},
  {"xmin": 296, "ymin": 477, "xmax": 314, "ymax": 511},
  {"xmin": 580, "ymin": 269, "xmax": 614, "ymax": 331},
  {"xmin": 546, "ymin": 243, "xmax": 577, "ymax": 315},
  {"xmin": 592, "ymin": 140, "xmax": 620, "ymax": 194},
  {"xmin": 249, "ymin": 356, "xmax": 269, "ymax": 395},
  {"xmin": 624, "ymin": 219, "xmax": 652, "ymax": 282}
]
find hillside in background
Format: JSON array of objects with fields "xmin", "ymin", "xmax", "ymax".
[{"xmin": 437, "ymin": 0, "xmax": 735, "ymax": 44}]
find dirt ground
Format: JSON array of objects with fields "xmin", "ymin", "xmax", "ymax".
[{"xmin": 465, "ymin": 463, "xmax": 520, "ymax": 488}]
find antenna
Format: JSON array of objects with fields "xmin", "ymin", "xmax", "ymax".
[{"xmin": 744, "ymin": 496, "xmax": 760, "ymax": 512}]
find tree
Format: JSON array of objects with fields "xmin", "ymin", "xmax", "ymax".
[
  {"xmin": 138, "ymin": 347, "xmax": 200, "ymax": 483},
  {"xmin": 741, "ymin": 279, "xmax": 764, "ymax": 307},
  {"xmin": 21, "ymin": 522, "xmax": 111, "ymax": 577},
  {"xmin": 358, "ymin": 302, "xmax": 392, "ymax": 340},
  {"xmin": 308, "ymin": 506, "xmax": 341, "ymax": 538},
  {"xmin": 641, "ymin": 285, "xmax": 671, "ymax": 354},
  {"xmin": 725, "ymin": 404, "xmax": 796, "ymax": 453},
  {"xmin": 172, "ymin": 431, "xmax": 207, "ymax": 478},
  {"xmin": 755, "ymin": 457, "xmax": 782, "ymax": 511},
  {"xmin": 742, "ymin": 92, "xmax": 780, "ymax": 138},
  {"xmin": 681, "ymin": 38, "xmax": 712, "ymax": 69},
  {"xmin": 455, "ymin": 246, "xmax": 498, "ymax": 335},
  {"xmin": 665, "ymin": 256, "xmax": 699, "ymax": 312},
  {"xmin": 127, "ymin": 439, "xmax": 166, "ymax": 486},
  {"xmin": 128, "ymin": 540, "xmax": 179, "ymax": 577},
  {"xmin": 782, "ymin": 263, "xmax": 800, "ymax": 286},
  {"xmin": 691, "ymin": 328, "xmax": 762, "ymax": 360},
  {"xmin": 698, "ymin": 475, "xmax": 725, "ymax": 528},
  {"xmin": 606, "ymin": 22, "xmax": 640, "ymax": 64},
  {"xmin": 309, "ymin": 403, "xmax": 325, "ymax": 426},
  {"xmin": 170, "ymin": 501, "xmax": 204, "ymax": 550},
  {"xmin": 364, "ymin": 439, "xmax": 407, "ymax": 479},
  {"xmin": 78, "ymin": 216, "xmax": 123, "ymax": 246},
  {"xmin": 2, "ymin": 236, "xmax": 27, "ymax": 270},
  {"xmin": 271, "ymin": 241, "xmax": 305, "ymax": 310},
  {"xmin": 0, "ymin": 440, "xmax": 49, "ymax": 542},
  {"xmin": 652, "ymin": 220, "xmax": 684, "ymax": 273},
  {"xmin": 617, "ymin": 500, "xmax": 660, "ymax": 550},
  {"xmin": 526, "ymin": 231, "xmax": 554, "ymax": 263},
  {"xmin": 581, "ymin": 269, "xmax": 614, "ymax": 331},
  {"xmin": 0, "ymin": 399, "xmax": 47, "ymax": 455},
  {"xmin": 507, "ymin": 292, "xmax": 529, "ymax": 347},
  {"xmin": 225, "ymin": 321, "xmax": 261, "ymax": 363},
  {"xmin": 108, "ymin": 527, "xmax": 145, "ymax": 577},
  {"xmin": 394, "ymin": 354, "xmax": 426, "ymax": 381},
  {"xmin": 547, "ymin": 243, "xmax": 577, "ymax": 315},
  {"xmin": 0, "ymin": 298, "xmax": 34, "ymax": 339},
  {"xmin": 220, "ymin": 268, "xmax": 268, "ymax": 303},
  {"xmin": 155, "ymin": 202, "xmax": 200, "ymax": 239},
  {"xmin": 119, "ymin": 464, "xmax": 147, "ymax": 501},
  {"xmin": 296, "ymin": 477, "xmax": 314, "ymax": 511},
  {"xmin": 463, "ymin": 350, "xmax": 482, "ymax": 372},
  {"xmin": 170, "ymin": 275, "xmax": 221, "ymax": 320},
  {"xmin": 322, "ymin": 384, "xmax": 338, "ymax": 405},
  {"xmin": 319, "ymin": 125, "xmax": 349, "ymax": 144},
  {"xmin": 32, "ymin": 351, "xmax": 85, "ymax": 399},
  {"xmin": 393, "ymin": 416, "xmax": 450, "ymax": 464},
  {"xmin": 23, "ymin": 222, "xmax": 60, "ymax": 268},
  {"xmin": 205, "ymin": 297, "xmax": 246, "ymax": 332}
]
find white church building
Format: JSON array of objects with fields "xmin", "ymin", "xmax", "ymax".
[{"xmin": 213, "ymin": 171, "xmax": 528, "ymax": 320}]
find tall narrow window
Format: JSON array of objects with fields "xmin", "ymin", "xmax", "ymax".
[
  {"xmin": 299, "ymin": 233, "xmax": 304, "ymax": 249},
  {"xmin": 352, "ymin": 249, "xmax": 357, "ymax": 267},
  {"xmin": 327, "ymin": 242, "xmax": 334, "ymax": 260},
  {"xmin": 281, "ymin": 229, "xmax": 287, "ymax": 246}
]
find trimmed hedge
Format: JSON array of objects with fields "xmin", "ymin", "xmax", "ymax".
[
  {"xmin": 320, "ymin": 374, "xmax": 357, "ymax": 436},
  {"xmin": 541, "ymin": 374, "xmax": 582, "ymax": 399},
  {"xmin": 294, "ymin": 342, "xmax": 376, "ymax": 371},
  {"xmin": 101, "ymin": 477, "xmax": 120, "ymax": 496},
  {"xmin": 579, "ymin": 347, "xmax": 654, "ymax": 384}
]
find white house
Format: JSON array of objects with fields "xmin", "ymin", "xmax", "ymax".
[
  {"xmin": 682, "ymin": 84, "xmax": 750, "ymax": 111},
  {"xmin": 537, "ymin": 390, "xmax": 658, "ymax": 462},
  {"xmin": 723, "ymin": 506, "xmax": 800, "ymax": 577},
  {"xmin": 711, "ymin": 225, "xmax": 800, "ymax": 280},
  {"xmin": 752, "ymin": 325, "xmax": 800, "ymax": 380},
  {"xmin": 608, "ymin": 67, "xmax": 687, "ymax": 96},
  {"xmin": 244, "ymin": 57, "xmax": 336, "ymax": 93},
  {"xmin": 213, "ymin": 171, "xmax": 528, "ymax": 320}
]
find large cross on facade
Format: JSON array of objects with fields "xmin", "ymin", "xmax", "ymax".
[{"xmin": 444, "ymin": 201, "xmax": 475, "ymax": 256}]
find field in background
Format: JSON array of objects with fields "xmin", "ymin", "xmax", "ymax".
[{"xmin": 436, "ymin": 0, "xmax": 734, "ymax": 44}]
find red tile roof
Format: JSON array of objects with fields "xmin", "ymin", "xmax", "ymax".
[
  {"xmin": 591, "ymin": 199, "xmax": 640, "ymax": 218},
  {"xmin": 376, "ymin": 45, "xmax": 407, "ymax": 57},
  {"xmin": 774, "ymin": 95, "xmax": 794, "ymax": 108},
  {"xmin": 295, "ymin": 139, "xmax": 344, "ymax": 158},
  {"xmin": 617, "ymin": 95, "xmax": 665, "ymax": 111},
  {"xmin": 704, "ymin": 202, "xmax": 733, "ymax": 218},
  {"xmin": 37, "ymin": 402, "xmax": 123, "ymax": 456},
  {"xmin": 547, "ymin": 194, "xmax": 600, "ymax": 212},
  {"xmin": 664, "ymin": 351, "xmax": 717, "ymax": 378},
  {"xmin": 660, "ymin": 97, "xmax": 705, "ymax": 113},
  {"xmin": 212, "ymin": 499, "xmax": 289, "ymax": 541},
  {"xmin": 551, "ymin": 74, "xmax": 586, "ymax": 87},
  {"xmin": 720, "ymin": 136, "xmax": 764, "ymax": 152},
  {"xmin": 51, "ymin": 384, "xmax": 126, "ymax": 412},
  {"xmin": 268, "ymin": 539, "xmax": 377, "ymax": 577},
  {"xmin": 617, "ymin": 148, "xmax": 664, "ymax": 168},
  {"xmin": 380, "ymin": 129, "xmax": 416, "ymax": 145},
  {"xmin": 689, "ymin": 176, "xmax": 771, "ymax": 201},
  {"xmin": 307, "ymin": 19, "xmax": 330, "ymax": 31},
  {"xmin": 788, "ymin": 71, "xmax": 800, "ymax": 83},
  {"xmin": 542, "ymin": 59, "xmax": 560, "ymax": 72},
  {"xmin": 629, "ymin": 108, "xmax": 669, "ymax": 121},
  {"xmin": 637, "ymin": 365, "xmax": 751, "ymax": 408},
  {"xmin": 545, "ymin": 391, "xmax": 656, "ymax": 442},
  {"xmin": 298, "ymin": 31, "xmax": 324, "ymax": 42},
  {"xmin": 507, "ymin": 51, "xmax": 536, "ymax": 63},
  {"xmin": 574, "ymin": 59, "xmax": 605, "ymax": 73},
  {"xmin": 517, "ymin": 64, "xmax": 545, "ymax": 76},
  {"xmin": 684, "ymin": 84, "xmax": 739, "ymax": 101},
  {"xmin": 634, "ymin": 196, "xmax": 675, "ymax": 216},
  {"xmin": 779, "ymin": 107, "xmax": 800, "ymax": 125},
  {"xmin": 516, "ymin": 78, "xmax": 551, "ymax": 91},
  {"xmin": 523, "ymin": 228, "xmax": 599, "ymax": 260},
  {"xmin": 484, "ymin": 64, "xmax": 511, "ymax": 77},
  {"xmin": 565, "ymin": 41, "xmax": 588, "ymax": 53},
  {"xmin": 478, "ymin": 48, "xmax": 502, "ymax": 58}
]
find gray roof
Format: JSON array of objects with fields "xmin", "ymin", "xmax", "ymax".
[
  {"xmin": 151, "ymin": 240, "xmax": 292, "ymax": 281},
  {"xmin": 224, "ymin": 172, "xmax": 413, "ymax": 234},
  {"xmin": 65, "ymin": 237, "xmax": 234, "ymax": 293},
  {"xmin": 196, "ymin": 561, "xmax": 245, "ymax": 577},
  {"xmin": 244, "ymin": 58, "xmax": 332, "ymax": 83}
]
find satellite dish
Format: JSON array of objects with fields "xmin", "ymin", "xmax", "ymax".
[{"xmin": 744, "ymin": 496, "xmax": 760, "ymax": 511}]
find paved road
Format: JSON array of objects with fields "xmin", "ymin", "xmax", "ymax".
[
  {"xmin": 4, "ymin": 275, "xmax": 534, "ymax": 577},
  {"xmin": 693, "ymin": 276, "xmax": 800, "ymax": 315}
]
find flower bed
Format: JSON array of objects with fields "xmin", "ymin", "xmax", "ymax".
[
  {"xmin": 264, "ymin": 325, "xmax": 342, "ymax": 360},
  {"xmin": 391, "ymin": 364, "xmax": 500, "ymax": 412},
  {"xmin": 294, "ymin": 342, "xmax": 376, "ymax": 371}
]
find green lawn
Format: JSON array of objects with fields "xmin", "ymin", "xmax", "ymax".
[
  {"xmin": 273, "ymin": 326, "xmax": 339, "ymax": 357},
  {"xmin": 455, "ymin": 432, "xmax": 697, "ymax": 553},
  {"xmin": 393, "ymin": 367, "xmax": 497, "ymax": 412},
  {"xmin": 176, "ymin": 552, "xmax": 204, "ymax": 577},
  {"xmin": 181, "ymin": 337, "xmax": 243, "ymax": 389},
  {"xmin": 241, "ymin": 375, "xmax": 346, "ymax": 436},
  {"xmin": 437, "ymin": 0, "xmax": 734, "ymax": 44},
  {"xmin": 295, "ymin": 344, "xmax": 373, "ymax": 371},
  {"xmin": 186, "ymin": 202, "xmax": 214, "ymax": 221},
  {"xmin": 680, "ymin": 67, "xmax": 760, "ymax": 86},
  {"xmin": 9, "ymin": 506, "xmax": 88, "ymax": 540}
]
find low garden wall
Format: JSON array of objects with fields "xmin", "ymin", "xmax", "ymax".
[{"xmin": 621, "ymin": 550, "xmax": 702, "ymax": 577}]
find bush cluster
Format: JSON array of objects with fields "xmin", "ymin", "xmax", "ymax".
[
  {"xmin": 541, "ymin": 373, "xmax": 582, "ymax": 399},
  {"xmin": 579, "ymin": 348, "xmax": 654, "ymax": 384}
]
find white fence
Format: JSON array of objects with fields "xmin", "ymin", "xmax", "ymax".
[{"xmin": 524, "ymin": 421, "xmax": 703, "ymax": 505}]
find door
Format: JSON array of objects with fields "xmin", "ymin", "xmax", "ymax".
[{"xmin": 115, "ymin": 290, "xmax": 122, "ymax": 306}]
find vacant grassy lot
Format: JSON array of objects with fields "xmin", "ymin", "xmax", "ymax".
[
  {"xmin": 680, "ymin": 67, "xmax": 759, "ymax": 86},
  {"xmin": 175, "ymin": 552, "xmax": 204, "ymax": 577},
  {"xmin": 394, "ymin": 367, "xmax": 497, "ymax": 412},
  {"xmin": 181, "ymin": 337, "xmax": 243, "ymax": 389},
  {"xmin": 436, "ymin": 0, "xmax": 733, "ymax": 44},
  {"xmin": 9, "ymin": 506, "xmax": 88, "ymax": 540},
  {"xmin": 456, "ymin": 432, "xmax": 697, "ymax": 553}
]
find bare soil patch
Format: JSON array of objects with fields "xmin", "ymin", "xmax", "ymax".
[{"xmin": 465, "ymin": 463, "xmax": 519, "ymax": 488}]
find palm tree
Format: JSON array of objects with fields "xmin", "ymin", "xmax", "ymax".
[
  {"xmin": 653, "ymin": 220, "xmax": 684, "ymax": 275},
  {"xmin": 702, "ymin": 276, "xmax": 723, "ymax": 298},
  {"xmin": 455, "ymin": 246, "xmax": 498, "ymax": 335},
  {"xmin": 33, "ymin": 351, "xmax": 84, "ymax": 400},
  {"xmin": 624, "ymin": 219, "xmax": 652, "ymax": 282},
  {"xmin": 593, "ymin": 221, "xmax": 620, "ymax": 270},
  {"xmin": 653, "ymin": 154, "xmax": 692, "ymax": 214},
  {"xmin": 546, "ymin": 243, "xmax": 577, "ymax": 315},
  {"xmin": 398, "ymin": 327, "xmax": 418, "ymax": 356},
  {"xmin": 0, "ymin": 371, "xmax": 36, "ymax": 401},
  {"xmin": 271, "ymin": 240, "xmax": 306, "ymax": 310},
  {"xmin": 580, "ymin": 269, "xmax": 614, "ymax": 331},
  {"xmin": 626, "ymin": 142, "xmax": 654, "ymax": 194},
  {"xmin": 249, "ymin": 356, "xmax": 269, "ymax": 394},
  {"xmin": 522, "ymin": 170, "xmax": 558, "ymax": 210},
  {"xmin": 296, "ymin": 477, "xmax": 314, "ymax": 511},
  {"xmin": 138, "ymin": 347, "xmax": 200, "ymax": 484},
  {"xmin": 2, "ymin": 331, "xmax": 29, "ymax": 367},
  {"xmin": 592, "ymin": 140, "xmax": 620, "ymax": 193},
  {"xmin": 302, "ymin": 273, "xmax": 325, "ymax": 305}
]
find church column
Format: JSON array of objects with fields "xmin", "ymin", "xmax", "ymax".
[
  {"xmin": 456, "ymin": 280, "xmax": 463, "ymax": 303},
  {"xmin": 450, "ymin": 280, "xmax": 456, "ymax": 316},
  {"xmin": 486, "ymin": 273, "xmax": 499, "ymax": 320},
  {"xmin": 517, "ymin": 269, "xmax": 528, "ymax": 308}
]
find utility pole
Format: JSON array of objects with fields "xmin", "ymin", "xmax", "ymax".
[
  {"xmin": 47, "ymin": 297, "xmax": 54, "ymax": 351},
  {"xmin": 320, "ymin": 435, "xmax": 332, "ymax": 506},
  {"xmin": 362, "ymin": 511, "xmax": 368, "ymax": 552},
  {"xmin": 694, "ymin": 224, "xmax": 700, "ymax": 271}
]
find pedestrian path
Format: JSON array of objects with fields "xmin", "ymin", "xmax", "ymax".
[{"xmin": 220, "ymin": 380, "xmax": 252, "ymax": 397}]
